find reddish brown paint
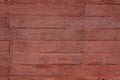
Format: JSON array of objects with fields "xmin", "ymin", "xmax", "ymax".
[{"xmin": 0, "ymin": 0, "xmax": 120, "ymax": 80}]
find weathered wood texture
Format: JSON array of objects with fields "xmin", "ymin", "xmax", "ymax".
[{"xmin": 0, "ymin": 0, "xmax": 120, "ymax": 80}]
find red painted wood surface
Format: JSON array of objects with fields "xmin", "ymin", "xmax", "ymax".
[{"xmin": 0, "ymin": 0, "xmax": 120, "ymax": 80}]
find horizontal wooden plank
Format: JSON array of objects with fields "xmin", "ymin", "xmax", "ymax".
[
  {"xmin": 11, "ymin": 64, "xmax": 70, "ymax": 76},
  {"xmin": 10, "ymin": 65, "xmax": 120, "ymax": 79},
  {"xmin": 101, "ymin": 65, "xmax": 120, "ymax": 77},
  {"xmin": 8, "ymin": 76, "xmax": 120, "ymax": 80},
  {"xmin": 10, "ymin": 76, "xmax": 68, "ymax": 80},
  {"xmin": 69, "ymin": 77, "xmax": 99, "ymax": 80},
  {"xmin": 82, "ymin": 29, "xmax": 120, "ymax": 40},
  {"xmin": 0, "ymin": 64, "xmax": 9, "ymax": 76},
  {"xmin": 8, "ymin": 4, "xmax": 84, "ymax": 16},
  {"xmin": 1, "ymin": 28, "xmax": 120, "ymax": 41},
  {"xmin": 71, "ymin": 66, "xmax": 100, "ymax": 78},
  {"xmin": 12, "ymin": 54, "xmax": 83, "ymax": 64},
  {"xmin": 9, "ymin": 16, "xmax": 120, "ymax": 29},
  {"xmin": 9, "ymin": 16, "xmax": 83, "ymax": 29},
  {"xmin": 10, "ymin": 76, "xmax": 100, "ymax": 80},
  {"xmin": 11, "ymin": 41, "xmax": 120, "ymax": 53},
  {"xmin": 100, "ymin": 77, "xmax": 120, "ymax": 80},
  {"xmin": 10, "ymin": 75, "xmax": 99, "ymax": 80},
  {"xmin": 83, "ymin": 41, "xmax": 120, "ymax": 53},
  {"xmin": 11, "ymin": 65, "xmax": 101, "ymax": 77},
  {"xmin": 11, "ymin": 41, "xmax": 84, "ymax": 53},
  {"xmin": 84, "ymin": 17, "xmax": 120, "ymax": 29},
  {"xmin": 11, "ymin": 28, "xmax": 82, "ymax": 40},
  {"xmin": 64, "ymin": 77, "xmax": 99, "ymax": 80},
  {"xmin": 11, "ymin": 29, "xmax": 120, "ymax": 40},
  {"xmin": 8, "ymin": 0, "xmax": 84, "ymax": 6},
  {"xmin": 85, "ymin": 53, "xmax": 120, "ymax": 65},
  {"xmin": 85, "ymin": 5, "xmax": 120, "ymax": 17},
  {"xmin": 86, "ymin": 0, "xmax": 120, "ymax": 4}
]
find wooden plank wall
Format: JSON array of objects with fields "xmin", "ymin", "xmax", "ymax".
[{"xmin": 0, "ymin": 0, "xmax": 120, "ymax": 80}]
